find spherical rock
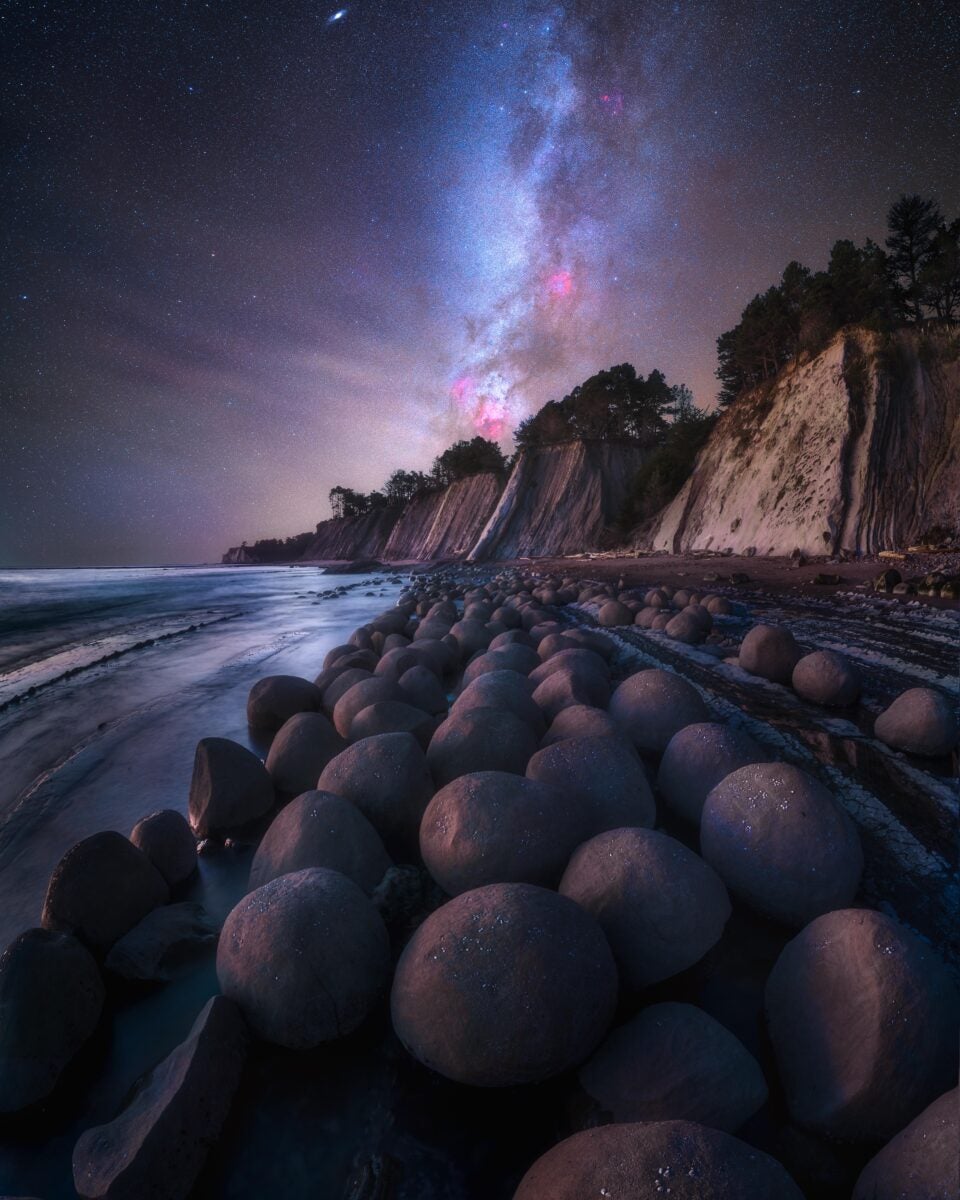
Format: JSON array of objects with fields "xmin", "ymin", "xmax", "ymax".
[
  {"xmin": 390, "ymin": 882, "xmax": 617, "ymax": 1087},
  {"xmin": 852, "ymin": 1087, "xmax": 958, "ymax": 1200},
  {"xmin": 700, "ymin": 763, "xmax": 862, "ymax": 926},
  {"xmin": 217, "ymin": 868, "xmax": 390, "ymax": 1048},
  {"xmin": 188, "ymin": 737, "xmax": 275, "ymax": 838},
  {"xmin": 489, "ymin": 629, "xmax": 536, "ymax": 651},
  {"xmin": 249, "ymin": 790, "xmax": 391, "ymax": 894},
  {"xmin": 372, "ymin": 646, "xmax": 422, "ymax": 681},
  {"xmin": 321, "ymin": 667, "xmax": 372, "ymax": 715},
  {"xmin": 420, "ymin": 772, "xmax": 585, "ymax": 895},
  {"xmin": 349, "ymin": 700, "xmax": 436, "ymax": 749},
  {"xmin": 651, "ymin": 612, "xmax": 671, "ymax": 630},
  {"xmin": 452, "ymin": 670, "xmax": 544, "ymax": 735},
  {"xmin": 427, "ymin": 707, "xmax": 539, "ymax": 787},
  {"xmin": 462, "ymin": 645, "xmax": 540, "ymax": 684},
  {"xmin": 562, "ymin": 627, "xmax": 614, "ymax": 660},
  {"xmin": 264, "ymin": 711, "xmax": 345, "ymax": 797},
  {"xmin": 129, "ymin": 809, "xmax": 197, "ymax": 889},
  {"xmin": 318, "ymin": 732, "xmax": 433, "ymax": 860},
  {"xmin": 792, "ymin": 650, "xmax": 862, "ymax": 707},
  {"xmin": 332, "ymin": 676, "xmax": 406, "ymax": 739},
  {"xmin": 665, "ymin": 610, "xmax": 708, "ymax": 644},
  {"xmin": 578, "ymin": 1002, "xmax": 768, "ymax": 1132},
  {"xmin": 246, "ymin": 674, "xmax": 323, "ymax": 732},
  {"xmin": 657, "ymin": 722, "xmax": 764, "ymax": 825},
  {"xmin": 448, "ymin": 618, "xmax": 492, "ymax": 661},
  {"xmin": 874, "ymin": 686, "xmax": 958, "ymax": 757},
  {"xmin": 526, "ymin": 736, "xmax": 654, "ymax": 837},
  {"xmin": 528, "ymin": 647, "xmax": 609, "ymax": 688},
  {"xmin": 706, "ymin": 596, "xmax": 733, "ymax": 615},
  {"xmin": 560, "ymin": 827, "xmax": 730, "ymax": 989},
  {"xmin": 532, "ymin": 666, "xmax": 610, "ymax": 723},
  {"xmin": 398, "ymin": 665, "xmax": 448, "ymax": 715},
  {"xmin": 598, "ymin": 601, "xmax": 632, "ymax": 628},
  {"xmin": 738, "ymin": 624, "xmax": 803, "ymax": 685},
  {"xmin": 409, "ymin": 636, "xmax": 459, "ymax": 678},
  {"xmin": 766, "ymin": 908, "xmax": 958, "ymax": 1141},
  {"xmin": 541, "ymin": 705, "xmax": 622, "ymax": 747},
  {"xmin": 609, "ymin": 669, "xmax": 709, "ymax": 755},
  {"xmin": 513, "ymin": 1121, "xmax": 804, "ymax": 1200},
  {"xmin": 41, "ymin": 832, "xmax": 169, "ymax": 953},
  {"xmin": 0, "ymin": 928, "xmax": 104, "ymax": 1113},
  {"xmin": 635, "ymin": 606, "xmax": 659, "ymax": 628}
]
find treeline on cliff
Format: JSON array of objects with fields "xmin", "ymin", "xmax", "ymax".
[
  {"xmin": 717, "ymin": 194, "xmax": 960, "ymax": 404},
  {"xmin": 328, "ymin": 436, "xmax": 508, "ymax": 519}
]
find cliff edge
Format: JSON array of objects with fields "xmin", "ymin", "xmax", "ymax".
[{"xmin": 647, "ymin": 327, "xmax": 960, "ymax": 556}]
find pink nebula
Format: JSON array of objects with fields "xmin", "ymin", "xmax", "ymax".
[
  {"xmin": 449, "ymin": 376, "xmax": 507, "ymax": 438},
  {"xmin": 599, "ymin": 91, "xmax": 624, "ymax": 116},
  {"xmin": 547, "ymin": 270, "xmax": 573, "ymax": 297}
]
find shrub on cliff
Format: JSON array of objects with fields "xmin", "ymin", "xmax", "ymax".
[{"xmin": 619, "ymin": 401, "xmax": 716, "ymax": 526}]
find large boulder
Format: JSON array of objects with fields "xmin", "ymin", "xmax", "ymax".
[
  {"xmin": 317, "ymin": 732, "xmax": 433, "ymax": 861},
  {"xmin": 874, "ymin": 687, "xmax": 958, "ymax": 757},
  {"xmin": 532, "ymin": 666, "xmax": 610, "ymax": 723},
  {"xmin": 559, "ymin": 827, "xmax": 730, "ymax": 990},
  {"xmin": 578, "ymin": 1003, "xmax": 768, "ymax": 1133},
  {"xmin": 665, "ymin": 610, "xmax": 708, "ymax": 644},
  {"xmin": 264, "ymin": 711, "xmax": 345, "ymax": 797},
  {"xmin": 217, "ymin": 868, "xmax": 390, "ymax": 1048},
  {"xmin": 391, "ymin": 882, "xmax": 617, "ymax": 1087},
  {"xmin": 657, "ymin": 722, "xmax": 765, "ymax": 825},
  {"xmin": 792, "ymin": 650, "xmax": 862, "ymax": 707},
  {"xmin": 765, "ymin": 908, "xmax": 959, "ymax": 1140},
  {"xmin": 609, "ymin": 669, "xmax": 710, "ymax": 755},
  {"xmin": 248, "ymin": 790, "xmax": 390, "ymax": 895},
  {"xmin": 420, "ymin": 772, "xmax": 585, "ymax": 895},
  {"xmin": 462, "ymin": 646, "xmax": 540, "ymax": 684},
  {"xmin": 528, "ymin": 647, "xmax": 609, "ymax": 687},
  {"xmin": 398, "ymin": 665, "xmax": 448, "ymax": 715},
  {"xmin": 514, "ymin": 1121, "xmax": 804, "ymax": 1199},
  {"xmin": 426, "ymin": 707, "xmax": 538, "ymax": 787},
  {"xmin": 332, "ymin": 676, "xmax": 406, "ymax": 739},
  {"xmin": 852, "ymin": 1087, "xmax": 959, "ymax": 1200},
  {"xmin": 526, "ymin": 736, "xmax": 655, "ymax": 837},
  {"xmin": 700, "ymin": 763, "xmax": 863, "ymax": 926},
  {"xmin": 598, "ymin": 601, "xmax": 633, "ymax": 628},
  {"xmin": 349, "ymin": 700, "xmax": 436, "ymax": 749},
  {"xmin": 452, "ymin": 670, "xmax": 544, "ymax": 735},
  {"xmin": 447, "ymin": 618, "xmax": 493, "ymax": 661},
  {"xmin": 738, "ymin": 624, "xmax": 803, "ymax": 685},
  {"xmin": 540, "ymin": 704, "xmax": 622, "ymax": 747},
  {"xmin": 0, "ymin": 928, "xmax": 104, "ymax": 1113},
  {"xmin": 246, "ymin": 674, "xmax": 323, "ymax": 732},
  {"xmin": 41, "ymin": 832, "xmax": 169, "ymax": 953},
  {"xmin": 188, "ymin": 737, "xmax": 275, "ymax": 838},
  {"xmin": 129, "ymin": 810, "xmax": 196, "ymax": 889},
  {"xmin": 72, "ymin": 996, "xmax": 246, "ymax": 1200},
  {"xmin": 104, "ymin": 903, "xmax": 218, "ymax": 983},
  {"xmin": 320, "ymin": 667, "xmax": 372, "ymax": 715}
]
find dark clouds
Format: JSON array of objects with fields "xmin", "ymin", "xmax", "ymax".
[{"xmin": 1, "ymin": 0, "xmax": 957, "ymax": 565}]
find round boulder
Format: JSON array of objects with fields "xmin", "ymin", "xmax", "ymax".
[
  {"xmin": 427, "ymin": 707, "xmax": 539, "ymax": 787},
  {"xmin": 452, "ymin": 670, "xmax": 544, "ymax": 734},
  {"xmin": 738, "ymin": 624, "xmax": 803, "ymax": 685},
  {"xmin": 390, "ymin": 882, "xmax": 617, "ymax": 1087},
  {"xmin": 598, "ymin": 601, "xmax": 632, "ymax": 627},
  {"xmin": 514, "ymin": 1121, "xmax": 804, "ymax": 1200},
  {"xmin": 578, "ymin": 1002, "xmax": 768, "ymax": 1132},
  {"xmin": 188, "ymin": 736, "xmax": 275, "ymax": 838},
  {"xmin": 541, "ymin": 704, "xmax": 622, "ymax": 747},
  {"xmin": 129, "ymin": 809, "xmax": 196, "ymax": 889},
  {"xmin": 317, "ymin": 732, "xmax": 433, "ymax": 861},
  {"xmin": 349, "ymin": 700, "xmax": 435, "ymax": 750},
  {"xmin": 874, "ymin": 686, "xmax": 958, "ymax": 757},
  {"xmin": 41, "ymin": 832, "xmax": 169, "ymax": 953},
  {"xmin": 321, "ymin": 667, "xmax": 372, "ymax": 715},
  {"xmin": 398, "ymin": 665, "xmax": 448, "ymax": 715},
  {"xmin": 532, "ymin": 666, "xmax": 610, "ymax": 723},
  {"xmin": 852, "ymin": 1087, "xmax": 958, "ymax": 1200},
  {"xmin": 0, "ymin": 928, "xmax": 105, "ymax": 1113},
  {"xmin": 559, "ymin": 827, "xmax": 730, "ymax": 990},
  {"xmin": 461, "ymin": 645, "xmax": 540, "ymax": 684},
  {"xmin": 657, "ymin": 722, "xmax": 764, "ymax": 825},
  {"xmin": 765, "ymin": 907, "xmax": 958, "ymax": 1140},
  {"xmin": 246, "ymin": 674, "xmax": 323, "ymax": 733},
  {"xmin": 700, "ymin": 763, "xmax": 862, "ymax": 926},
  {"xmin": 665, "ymin": 610, "xmax": 708, "ymax": 644},
  {"xmin": 248, "ymin": 790, "xmax": 391, "ymax": 894},
  {"xmin": 264, "ymin": 711, "xmax": 345, "ymax": 797},
  {"xmin": 448, "ymin": 618, "xmax": 492, "ymax": 661},
  {"xmin": 420, "ymin": 772, "xmax": 585, "ymax": 895},
  {"xmin": 332, "ymin": 676, "xmax": 406, "ymax": 739},
  {"xmin": 217, "ymin": 868, "xmax": 390, "ymax": 1048},
  {"xmin": 526, "ymin": 736, "xmax": 655, "ymax": 836},
  {"xmin": 792, "ymin": 650, "xmax": 862, "ymax": 707},
  {"xmin": 609, "ymin": 669, "xmax": 709, "ymax": 755}
]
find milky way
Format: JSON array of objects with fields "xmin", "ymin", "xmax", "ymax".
[{"xmin": 2, "ymin": 0, "xmax": 958, "ymax": 564}]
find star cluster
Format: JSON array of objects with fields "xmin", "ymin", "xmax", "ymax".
[{"xmin": 1, "ymin": 0, "xmax": 957, "ymax": 564}]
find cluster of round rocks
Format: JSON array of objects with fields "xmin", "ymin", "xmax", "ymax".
[
  {"xmin": 0, "ymin": 570, "xmax": 957, "ymax": 1200},
  {"xmin": 598, "ymin": 581, "xmax": 959, "ymax": 757}
]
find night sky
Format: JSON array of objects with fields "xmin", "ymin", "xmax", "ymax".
[{"xmin": 3, "ymin": 1, "xmax": 958, "ymax": 566}]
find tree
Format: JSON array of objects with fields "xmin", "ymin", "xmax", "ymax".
[
  {"xmin": 886, "ymin": 194, "xmax": 942, "ymax": 323},
  {"xmin": 430, "ymin": 437, "xmax": 508, "ymax": 487},
  {"xmin": 921, "ymin": 218, "xmax": 960, "ymax": 323}
]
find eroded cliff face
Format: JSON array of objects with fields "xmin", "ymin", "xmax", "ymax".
[
  {"xmin": 648, "ymin": 328, "xmax": 960, "ymax": 556},
  {"xmin": 302, "ymin": 507, "xmax": 402, "ymax": 561},
  {"xmin": 384, "ymin": 472, "xmax": 503, "ymax": 560},
  {"xmin": 468, "ymin": 440, "xmax": 646, "ymax": 561}
]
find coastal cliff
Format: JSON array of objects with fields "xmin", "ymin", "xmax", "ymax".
[
  {"xmin": 468, "ymin": 440, "xmax": 646, "ymax": 561},
  {"xmin": 301, "ymin": 507, "xmax": 402, "ymax": 561},
  {"xmin": 646, "ymin": 328, "xmax": 960, "ymax": 556},
  {"xmin": 384, "ymin": 472, "xmax": 503, "ymax": 560}
]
